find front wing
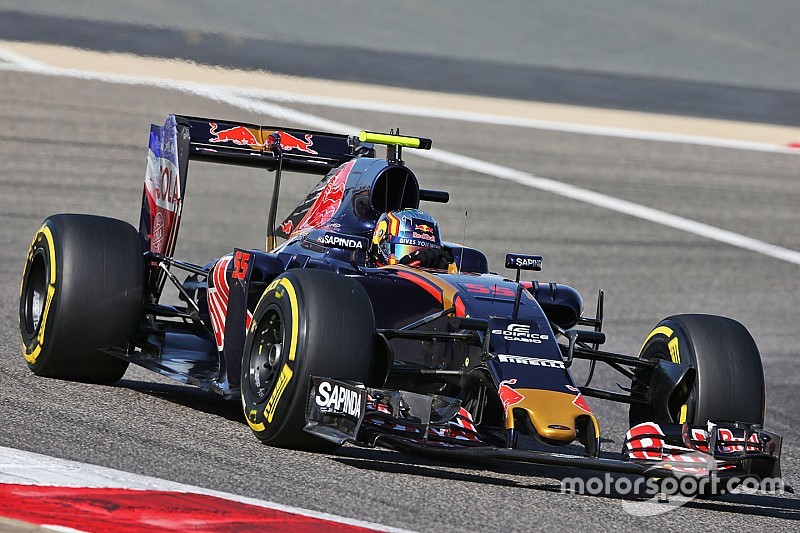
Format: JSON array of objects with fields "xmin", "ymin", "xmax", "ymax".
[{"xmin": 305, "ymin": 378, "xmax": 791, "ymax": 489}]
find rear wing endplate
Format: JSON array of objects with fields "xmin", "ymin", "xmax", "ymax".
[{"xmin": 139, "ymin": 114, "xmax": 372, "ymax": 301}]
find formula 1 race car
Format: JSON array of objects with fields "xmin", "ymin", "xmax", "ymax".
[{"xmin": 19, "ymin": 115, "xmax": 789, "ymax": 489}]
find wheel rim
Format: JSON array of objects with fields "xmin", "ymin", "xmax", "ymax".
[
  {"xmin": 21, "ymin": 251, "xmax": 48, "ymax": 340},
  {"xmin": 247, "ymin": 307, "xmax": 284, "ymax": 400}
]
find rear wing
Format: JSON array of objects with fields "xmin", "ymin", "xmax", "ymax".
[
  {"xmin": 139, "ymin": 114, "xmax": 373, "ymax": 300},
  {"xmin": 175, "ymin": 115, "xmax": 370, "ymax": 174}
]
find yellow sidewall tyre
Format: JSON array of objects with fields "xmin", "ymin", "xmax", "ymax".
[
  {"xmin": 19, "ymin": 215, "xmax": 143, "ymax": 384},
  {"xmin": 241, "ymin": 269, "xmax": 377, "ymax": 451},
  {"xmin": 630, "ymin": 314, "xmax": 765, "ymax": 426}
]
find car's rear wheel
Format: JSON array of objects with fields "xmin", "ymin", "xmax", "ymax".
[
  {"xmin": 241, "ymin": 268, "xmax": 378, "ymax": 451},
  {"xmin": 630, "ymin": 314, "xmax": 765, "ymax": 426},
  {"xmin": 19, "ymin": 214, "xmax": 143, "ymax": 383}
]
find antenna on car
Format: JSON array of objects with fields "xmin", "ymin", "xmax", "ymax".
[{"xmin": 388, "ymin": 128, "xmax": 401, "ymax": 164}]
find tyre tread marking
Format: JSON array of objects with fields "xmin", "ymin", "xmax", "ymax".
[
  {"xmin": 253, "ymin": 278, "xmax": 281, "ymax": 315},
  {"xmin": 668, "ymin": 337, "xmax": 681, "ymax": 364},
  {"xmin": 264, "ymin": 363, "xmax": 293, "ymax": 423}
]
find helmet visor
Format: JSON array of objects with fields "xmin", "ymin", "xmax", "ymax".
[
  {"xmin": 387, "ymin": 236, "xmax": 440, "ymax": 263},
  {"xmin": 391, "ymin": 243, "xmax": 427, "ymax": 262}
]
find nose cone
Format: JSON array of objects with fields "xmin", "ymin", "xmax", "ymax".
[{"xmin": 505, "ymin": 388, "xmax": 599, "ymax": 443}]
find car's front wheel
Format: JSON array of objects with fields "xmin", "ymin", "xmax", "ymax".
[
  {"xmin": 630, "ymin": 314, "xmax": 765, "ymax": 426},
  {"xmin": 241, "ymin": 268, "xmax": 378, "ymax": 451}
]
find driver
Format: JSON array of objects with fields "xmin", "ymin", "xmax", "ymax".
[{"xmin": 371, "ymin": 208, "xmax": 454, "ymax": 270}]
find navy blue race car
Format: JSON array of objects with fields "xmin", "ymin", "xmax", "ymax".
[{"xmin": 19, "ymin": 115, "xmax": 789, "ymax": 489}]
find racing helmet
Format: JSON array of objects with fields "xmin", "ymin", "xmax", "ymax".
[{"xmin": 371, "ymin": 208, "xmax": 453, "ymax": 269}]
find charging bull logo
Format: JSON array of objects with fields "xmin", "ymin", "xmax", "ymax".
[
  {"xmin": 413, "ymin": 223, "xmax": 436, "ymax": 241},
  {"xmin": 291, "ymin": 160, "xmax": 355, "ymax": 235},
  {"xmin": 304, "ymin": 181, "xmax": 344, "ymax": 228},
  {"xmin": 208, "ymin": 123, "xmax": 260, "ymax": 146},
  {"xmin": 498, "ymin": 379, "xmax": 524, "ymax": 414},
  {"xmin": 276, "ymin": 131, "xmax": 318, "ymax": 154}
]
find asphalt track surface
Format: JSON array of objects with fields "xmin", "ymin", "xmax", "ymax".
[{"xmin": 0, "ymin": 68, "xmax": 798, "ymax": 530}]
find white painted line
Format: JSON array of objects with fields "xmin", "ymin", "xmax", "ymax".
[
  {"xmin": 173, "ymin": 91, "xmax": 800, "ymax": 268},
  {"xmin": 0, "ymin": 446, "xmax": 415, "ymax": 533},
  {"xmin": 231, "ymin": 87, "xmax": 800, "ymax": 155},
  {"xmin": 422, "ymin": 149, "xmax": 800, "ymax": 266},
  {"xmin": 1, "ymin": 46, "xmax": 799, "ymax": 267},
  {"xmin": 0, "ymin": 47, "xmax": 51, "ymax": 70},
  {"xmin": 1, "ymin": 50, "xmax": 799, "ymax": 156}
]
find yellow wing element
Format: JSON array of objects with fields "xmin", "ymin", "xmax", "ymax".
[{"xmin": 359, "ymin": 131, "xmax": 432, "ymax": 150}]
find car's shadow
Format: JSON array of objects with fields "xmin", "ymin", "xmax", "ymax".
[
  {"xmin": 330, "ymin": 446, "xmax": 799, "ymax": 520},
  {"xmin": 117, "ymin": 379, "xmax": 244, "ymax": 423}
]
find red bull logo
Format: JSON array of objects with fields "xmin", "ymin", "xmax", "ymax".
[
  {"xmin": 498, "ymin": 379, "xmax": 524, "ymax": 413},
  {"xmin": 292, "ymin": 160, "xmax": 355, "ymax": 235},
  {"xmin": 276, "ymin": 131, "xmax": 318, "ymax": 154},
  {"xmin": 304, "ymin": 179, "xmax": 345, "ymax": 228},
  {"xmin": 412, "ymin": 231, "xmax": 436, "ymax": 242},
  {"xmin": 208, "ymin": 123, "xmax": 260, "ymax": 146},
  {"xmin": 411, "ymin": 221, "xmax": 436, "ymax": 241}
]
